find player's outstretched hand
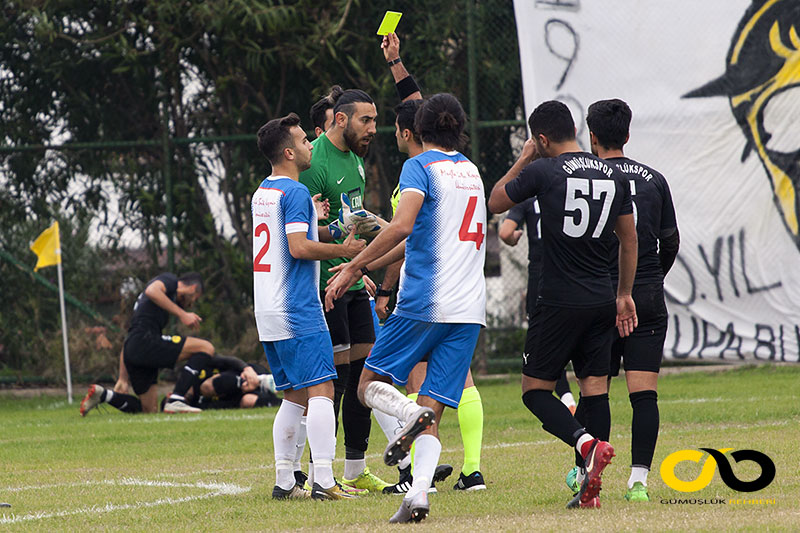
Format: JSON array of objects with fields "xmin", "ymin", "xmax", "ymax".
[
  {"xmin": 181, "ymin": 311, "xmax": 202, "ymax": 329},
  {"xmin": 341, "ymin": 228, "xmax": 366, "ymax": 258},
  {"xmin": 313, "ymin": 193, "xmax": 330, "ymax": 221},
  {"xmin": 381, "ymin": 32, "xmax": 400, "ymax": 62},
  {"xmin": 325, "ymin": 266, "xmax": 361, "ymax": 311},
  {"xmin": 615, "ymin": 294, "xmax": 638, "ymax": 337}
]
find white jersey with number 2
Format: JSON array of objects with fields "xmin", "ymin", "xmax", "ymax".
[{"xmin": 251, "ymin": 176, "xmax": 328, "ymax": 341}]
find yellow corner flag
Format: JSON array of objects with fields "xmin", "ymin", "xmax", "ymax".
[{"xmin": 31, "ymin": 221, "xmax": 61, "ymax": 271}]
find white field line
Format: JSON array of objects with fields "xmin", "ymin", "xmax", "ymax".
[
  {"xmin": 0, "ymin": 478, "xmax": 249, "ymax": 525},
  {"xmin": 153, "ymin": 438, "xmax": 558, "ymax": 478}
]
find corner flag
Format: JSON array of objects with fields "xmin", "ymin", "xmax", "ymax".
[
  {"xmin": 30, "ymin": 220, "xmax": 73, "ymax": 403},
  {"xmin": 31, "ymin": 221, "xmax": 61, "ymax": 271}
]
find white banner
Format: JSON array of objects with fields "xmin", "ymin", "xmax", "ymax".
[{"xmin": 513, "ymin": 0, "xmax": 800, "ymax": 362}]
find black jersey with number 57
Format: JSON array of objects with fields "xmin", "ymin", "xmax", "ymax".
[
  {"xmin": 606, "ymin": 157, "xmax": 677, "ymax": 285},
  {"xmin": 505, "ymin": 152, "xmax": 632, "ymax": 308}
]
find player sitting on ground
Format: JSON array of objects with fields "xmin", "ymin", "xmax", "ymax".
[{"xmin": 80, "ymin": 272, "xmax": 215, "ymax": 416}]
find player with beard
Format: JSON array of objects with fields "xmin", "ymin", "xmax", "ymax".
[{"xmin": 299, "ymin": 88, "xmax": 391, "ymax": 493}]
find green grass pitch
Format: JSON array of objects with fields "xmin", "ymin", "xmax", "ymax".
[{"xmin": 1, "ymin": 364, "xmax": 799, "ymax": 531}]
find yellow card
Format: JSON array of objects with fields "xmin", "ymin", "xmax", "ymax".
[{"xmin": 377, "ymin": 11, "xmax": 402, "ymax": 35}]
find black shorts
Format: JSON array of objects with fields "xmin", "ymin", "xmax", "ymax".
[
  {"xmin": 123, "ymin": 331, "xmax": 185, "ymax": 395},
  {"xmin": 610, "ymin": 283, "xmax": 668, "ymax": 376},
  {"xmin": 321, "ymin": 288, "xmax": 376, "ymax": 352},
  {"xmin": 523, "ymin": 303, "xmax": 616, "ymax": 381}
]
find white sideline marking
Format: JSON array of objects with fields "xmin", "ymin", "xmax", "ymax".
[{"xmin": 0, "ymin": 478, "xmax": 249, "ymax": 525}]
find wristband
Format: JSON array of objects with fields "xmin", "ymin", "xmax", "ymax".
[
  {"xmin": 360, "ymin": 266, "xmax": 370, "ymax": 276},
  {"xmin": 395, "ymin": 75, "xmax": 420, "ymax": 100},
  {"xmin": 375, "ymin": 284, "xmax": 393, "ymax": 297},
  {"xmin": 387, "ymin": 57, "xmax": 402, "ymax": 66}
]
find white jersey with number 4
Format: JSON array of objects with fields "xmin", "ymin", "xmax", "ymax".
[
  {"xmin": 251, "ymin": 176, "xmax": 328, "ymax": 341},
  {"xmin": 395, "ymin": 149, "xmax": 486, "ymax": 326}
]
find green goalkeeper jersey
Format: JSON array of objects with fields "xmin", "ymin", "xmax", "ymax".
[{"xmin": 299, "ymin": 132, "xmax": 367, "ymax": 291}]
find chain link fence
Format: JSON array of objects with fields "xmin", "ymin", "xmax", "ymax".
[{"xmin": 0, "ymin": 0, "xmax": 530, "ymax": 381}]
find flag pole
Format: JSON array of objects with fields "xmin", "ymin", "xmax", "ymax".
[{"xmin": 56, "ymin": 257, "xmax": 73, "ymax": 404}]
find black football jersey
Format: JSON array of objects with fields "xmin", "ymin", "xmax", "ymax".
[
  {"xmin": 605, "ymin": 157, "xmax": 677, "ymax": 285},
  {"xmin": 506, "ymin": 152, "xmax": 632, "ymax": 307},
  {"xmin": 506, "ymin": 197, "xmax": 543, "ymax": 268},
  {"xmin": 128, "ymin": 273, "xmax": 179, "ymax": 335}
]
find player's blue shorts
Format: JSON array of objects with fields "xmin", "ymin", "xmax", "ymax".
[
  {"xmin": 365, "ymin": 315, "xmax": 481, "ymax": 408},
  {"xmin": 370, "ymin": 298, "xmax": 382, "ymax": 338},
  {"xmin": 262, "ymin": 331, "xmax": 336, "ymax": 391}
]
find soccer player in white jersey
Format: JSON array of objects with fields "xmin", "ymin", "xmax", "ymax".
[
  {"xmin": 325, "ymin": 93, "xmax": 486, "ymax": 523},
  {"xmin": 253, "ymin": 113, "xmax": 366, "ymax": 501}
]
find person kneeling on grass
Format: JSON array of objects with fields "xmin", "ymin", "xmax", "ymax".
[{"xmin": 80, "ymin": 272, "xmax": 218, "ymax": 416}]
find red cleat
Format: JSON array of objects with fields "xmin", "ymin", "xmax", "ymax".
[{"xmin": 567, "ymin": 439, "xmax": 614, "ymax": 509}]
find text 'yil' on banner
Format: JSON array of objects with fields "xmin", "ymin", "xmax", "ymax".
[{"xmin": 513, "ymin": 0, "xmax": 800, "ymax": 362}]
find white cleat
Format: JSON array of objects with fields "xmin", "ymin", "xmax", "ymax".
[
  {"xmin": 389, "ymin": 491, "xmax": 430, "ymax": 523},
  {"xmin": 163, "ymin": 400, "xmax": 202, "ymax": 414},
  {"xmin": 383, "ymin": 407, "xmax": 435, "ymax": 466}
]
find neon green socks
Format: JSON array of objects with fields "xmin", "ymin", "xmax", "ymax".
[{"xmin": 458, "ymin": 386, "xmax": 483, "ymax": 475}]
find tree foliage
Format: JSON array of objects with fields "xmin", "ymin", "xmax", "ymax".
[{"xmin": 0, "ymin": 0, "xmax": 522, "ymax": 376}]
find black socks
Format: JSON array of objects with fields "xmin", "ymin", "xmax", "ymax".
[
  {"xmin": 105, "ymin": 390, "xmax": 142, "ymax": 413},
  {"xmin": 630, "ymin": 390, "xmax": 659, "ymax": 468},
  {"xmin": 522, "ymin": 389, "xmax": 583, "ymax": 446},
  {"xmin": 332, "ymin": 362, "xmax": 350, "ymax": 434},
  {"xmin": 343, "ymin": 357, "xmax": 371, "ymax": 453}
]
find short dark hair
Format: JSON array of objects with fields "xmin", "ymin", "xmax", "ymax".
[
  {"xmin": 257, "ymin": 113, "xmax": 302, "ymax": 164},
  {"xmin": 309, "ymin": 85, "xmax": 343, "ymax": 131},
  {"xmin": 414, "ymin": 93, "xmax": 467, "ymax": 151},
  {"xmin": 586, "ymin": 99, "xmax": 632, "ymax": 150},
  {"xmin": 394, "ymin": 99, "xmax": 424, "ymax": 144},
  {"xmin": 528, "ymin": 100, "xmax": 575, "ymax": 143},
  {"xmin": 178, "ymin": 272, "xmax": 204, "ymax": 293},
  {"xmin": 332, "ymin": 89, "xmax": 374, "ymax": 118}
]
